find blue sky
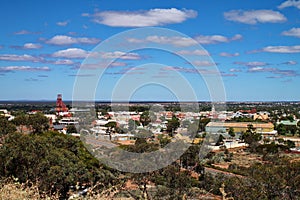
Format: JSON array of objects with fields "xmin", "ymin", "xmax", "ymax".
[{"xmin": 1, "ymin": 0, "xmax": 300, "ymax": 101}]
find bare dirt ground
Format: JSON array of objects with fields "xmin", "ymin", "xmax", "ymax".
[{"xmin": 214, "ymin": 147, "xmax": 300, "ymax": 169}]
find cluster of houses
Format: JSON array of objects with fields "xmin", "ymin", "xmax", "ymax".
[
  {"xmin": 53, "ymin": 106, "xmax": 276, "ymax": 144},
  {"xmin": 2, "ymin": 102, "xmax": 300, "ymax": 149}
]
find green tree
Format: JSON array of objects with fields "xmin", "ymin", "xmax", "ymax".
[
  {"xmin": 122, "ymin": 137, "xmax": 159, "ymax": 153},
  {"xmin": 158, "ymin": 134, "xmax": 171, "ymax": 147},
  {"xmin": 216, "ymin": 134, "xmax": 224, "ymax": 146},
  {"xmin": 256, "ymin": 142, "xmax": 289, "ymax": 160},
  {"xmin": 0, "ymin": 132, "xmax": 117, "ymax": 198},
  {"xmin": 28, "ymin": 113, "xmax": 49, "ymax": 133},
  {"xmin": 128, "ymin": 119, "xmax": 140, "ymax": 132},
  {"xmin": 105, "ymin": 121, "xmax": 117, "ymax": 129},
  {"xmin": 166, "ymin": 115, "xmax": 180, "ymax": 136},
  {"xmin": 152, "ymin": 163, "xmax": 199, "ymax": 200},
  {"xmin": 0, "ymin": 116, "xmax": 16, "ymax": 136},
  {"xmin": 66, "ymin": 124, "xmax": 77, "ymax": 134},
  {"xmin": 241, "ymin": 124, "xmax": 261, "ymax": 151},
  {"xmin": 285, "ymin": 140, "xmax": 296, "ymax": 149},
  {"xmin": 228, "ymin": 127, "xmax": 235, "ymax": 138},
  {"xmin": 198, "ymin": 118, "xmax": 210, "ymax": 132},
  {"xmin": 276, "ymin": 123, "xmax": 287, "ymax": 135},
  {"xmin": 180, "ymin": 145, "xmax": 201, "ymax": 168},
  {"xmin": 140, "ymin": 111, "xmax": 151, "ymax": 126}
]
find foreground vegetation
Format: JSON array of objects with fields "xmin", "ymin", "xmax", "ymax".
[
  {"xmin": 0, "ymin": 106, "xmax": 300, "ymax": 199},
  {"xmin": 0, "ymin": 130, "xmax": 299, "ymax": 199}
]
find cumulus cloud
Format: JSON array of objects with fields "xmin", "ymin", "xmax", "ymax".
[
  {"xmin": 0, "ymin": 54, "xmax": 42, "ymax": 62},
  {"xmin": 234, "ymin": 61, "xmax": 269, "ymax": 67},
  {"xmin": 260, "ymin": 45, "xmax": 300, "ymax": 53},
  {"xmin": 50, "ymin": 59, "xmax": 75, "ymax": 65},
  {"xmin": 232, "ymin": 61, "xmax": 298, "ymax": 77},
  {"xmin": 190, "ymin": 60, "xmax": 215, "ymax": 67},
  {"xmin": 80, "ymin": 61, "xmax": 128, "ymax": 70},
  {"xmin": 176, "ymin": 49, "xmax": 209, "ymax": 56},
  {"xmin": 266, "ymin": 76, "xmax": 283, "ymax": 79},
  {"xmin": 195, "ymin": 34, "xmax": 242, "ymax": 44},
  {"xmin": 69, "ymin": 74, "xmax": 95, "ymax": 77},
  {"xmin": 127, "ymin": 34, "xmax": 241, "ymax": 47},
  {"xmin": 282, "ymin": 27, "xmax": 300, "ymax": 37},
  {"xmin": 278, "ymin": 0, "xmax": 300, "ymax": 9},
  {"xmin": 224, "ymin": 10, "xmax": 287, "ymax": 24},
  {"xmin": 51, "ymin": 48, "xmax": 90, "ymax": 59},
  {"xmin": 0, "ymin": 66, "xmax": 50, "ymax": 72},
  {"xmin": 163, "ymin": 66, "xmax": 220, "ymax": 75},
  {"xmin": 38, "ymin": 75, "xmax": 48, "ymax": 78},
  {"xmin": 25, "ymin": 78, "xmax": 39, "ymax": 82},
  {"xmin": 13, "ymin": 30, "xmax": 41, "ymax": 35},
  {"xmin": 282, "ymin": 60, "xmax": 297, "ymax": 65},
  {"xmin": 229, "ymin": 68, "xmax": 242, "ymax": 72},
  {"xmin": 56, "ymin": 20, "xmax": 69, "ymax": 26},
  {"xmin": 248, "ymin": 67, "xmax": 276, "ymax": 72},
  {"xmin": 11, "ymin": 43, "xmax": 42, "ymax": 50},
  {"xmin": 145, "ymin": 36, "xmax": 197, "ymax": 47},
  {"xmin": 85, "ymin": 8, "xmax": 197, "ymax": 27},
  {"xmin": 46, "ymin": 35, "xmax": 100, "ymax": 45},
  {"xmin": 101, "ymin": 51, "xmax": 141, "ymax": 60},
  {"xmin": 220, "ymin": 52, "xmax": 240, "ymax": 57},
  {"xmin": 24, "ymin": 43, "xmax": 42, "ymax": 49},
  {"xmin": 274, "ymin": 69, "xmax": 298, "ymax": 76},
  {"xmin": 221, "ymin": 73, "xmax": 237, "ymax": 77},
  {"xmin": 163, "ymin": 66, "xmax": 197, "ymax": 73}
]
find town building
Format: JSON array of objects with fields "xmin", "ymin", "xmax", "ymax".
[{"xmin": 205, "ymin": 121, "xmax": 277, "ymax": 140}]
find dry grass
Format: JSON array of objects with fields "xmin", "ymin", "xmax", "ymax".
[{"xmin": 0, "ymin": 181, "xmax": 59, "ymax": 200}]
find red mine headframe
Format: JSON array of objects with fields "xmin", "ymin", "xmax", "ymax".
[{"xmin": 56, "ymin": 94, "xmax": 68, "ymax": 113}]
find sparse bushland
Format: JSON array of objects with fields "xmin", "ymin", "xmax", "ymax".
[
  {"xmin": 1, "ymin": 115, "xmax": 300, "ymax": 199},
  {"xmin": 0, "ymin": 131, "xmax": 119, "ymax": 199}
]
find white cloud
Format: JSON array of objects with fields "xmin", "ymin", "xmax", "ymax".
[
  {"xmin": 221, "ymin": 73, "xmax": 237, "ymax": 77},
  {"xmin": 101, "ymin": 51, "xmax": 141, "ymax": 60},
  {"xmin": 11, "ymin": 43, "xmax": 42, "ymax": 50},
  {"xmin": 191, "ymin": 60, "xmax": 215, "ymax": 67},
  {"xmin": 51, "ymin": 59, "xmax": 75, "ymax": 65},
  {"xmin": 234, "ymin": 61, "xmax": 269, "ymax": 67},
  {"xmin": 282, "ymin": 27, "xmax": 300, "ymax": 37},
  {"xmin": 127, "ymin": 34, "xmax": 241, "ymax": 47},
  {"xmin": 247, "ymin": 67, "xmax": 298, "ymax": 76},
  {"xmin": 87, "ymin": 8, "xmax": 197, "ymax": 27},
  {"xmin": 52, "ymin": 48, "xmax": 90, "ymax": 59},
  {"xmin": 262, "ymin": 45, "xmax": 300, "ymax": 53},
  {"xmin": 248, "ymin": 67, "xmax": 276, "ymax": 72},
  {"xmin": 0, "ymin": 54, "xmax": 42, "ymax": 62},
  {"xmin": 176, "ymin": 49, "xmax": 209, "ymax": 56},
  {"xmin": 224, "ymin": 10, "xmax": 287, "ymax": 24},
  {"xmin": 25, "ymin": 78, "xmax": 39, "ymax": 82},
  {"xmin": 145, "ymin": 35, "xmax": 197, "ymax": 47},
  {"xmin": 229, "ymin": 68, "xmax": 242, "ymax": 72},
  {"xmin": 0, "ymin": 66, "xmax": 50, "ymax": 72},
  {"xmin": 220, "ymin": 52, "xmax": 240, "ymax": 57},
  {"xmin": 282, "ymin": 60, "xmax": 298, "ymax": 65},
  {"xmin": 110, "ymin": 62, "xmax": 127, "ymax": 67},
  {"xmin": 46, "ymin": 35, "xmax": 100, "ymax": 45},
  {"xmin": 56, "ymin": 20, "xmax": 69, "ymax": 26},
  {"xmin": 80, "ymin": 61, "xmax": 127, "ymax": 70},
  {"xmin": 13, "ymin": 30, "xmax": 41, "ymax": 35},
  {"xmin": 278, "ymin": 0, "xmax": 300, "ymax": 9},
  {"xmin": 195, "ymin": 34, "xmax": 242, "ymax": 44},
  {"xmin": 266, "ymin": 76, "xmax": 283, "ymax": 79},
  {"xmin": 234, "ymin": 60, "xmax": 299, "ymax": 77},
  {"xmin": 23, "ymin": 43, "xmax": 42, "ymax": 49}
]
